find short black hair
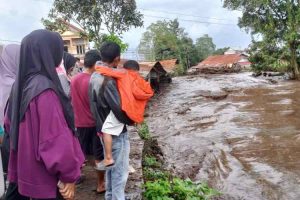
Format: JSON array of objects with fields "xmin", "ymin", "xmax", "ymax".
[
  {"xmin": 75, "ymin": 57, "xmax": 80, "ymax": 62},
  {"xmin": 84, "ymin": 50, "xmax": 101, "ymax": 68},
  {"xmin": 100, "ymin": 42, "xmax": 121, "ymax": 63},
  {"xmin": 123, "ymin": 60, "xmax": 140, "ymax": 71}
]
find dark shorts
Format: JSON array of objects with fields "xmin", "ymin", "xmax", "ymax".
[{"xmin": 76, "ymin": 127, "xmax": 104, "ymax": 161}]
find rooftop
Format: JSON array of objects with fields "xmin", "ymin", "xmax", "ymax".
[
  {"xmin": 160, "ymin": 59, "xmax": 179, "ymax": 73},
  {"xmin": 201, "ymin": 54, "xmax": 241, "ymax": 65},
  {"xmin": 139, "ymin": 62, "xmax": 158, "ymax": 78}
]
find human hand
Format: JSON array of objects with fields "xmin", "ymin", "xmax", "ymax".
[{"xmin": 59, "ymin": 182, "xmax": 75, "ymax": 200}]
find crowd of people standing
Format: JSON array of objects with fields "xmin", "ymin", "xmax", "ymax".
[{"xmin": 0, "ymin": 29, "xmax": 153, "ymax": 200}]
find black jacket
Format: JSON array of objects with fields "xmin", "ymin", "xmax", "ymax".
[{"xmin": 89, "ymin": 72, "xmax": 132, "ymax": 133}]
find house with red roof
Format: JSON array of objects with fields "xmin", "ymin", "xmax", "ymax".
[{"xmin": 189, "ymin": 53, "xmax": 251, "ymax": 74}]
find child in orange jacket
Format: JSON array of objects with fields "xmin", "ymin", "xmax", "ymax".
[{"xmin": 95, "ymin": 60, "xmax": 154, "ymax": 168}]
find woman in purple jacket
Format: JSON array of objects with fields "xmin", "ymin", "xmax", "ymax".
[{"xmin": 4, "ymin": 29, "xmax": 84, "ymax": 200}]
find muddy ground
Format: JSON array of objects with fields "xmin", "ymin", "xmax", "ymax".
[
  {"xmin": 147, "ymin": 73, "xmax": 300, "ymax": 200},
  {"xmin": 75, "ymin": 127, "xmax": 143, "ymax": 200}
]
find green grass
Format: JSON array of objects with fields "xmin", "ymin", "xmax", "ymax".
[
  {"xmin": 143, "ymin": 156, "xmax": 160, "ymax": 168},
  {"xmin": 138, "ymin": 122, "xmax": 151, "ymax": 140},
  {"xmin": 143, "ymin": 178, "xmax": 221, "ymax": 200},
  {"xmin": 143, "ymin": 168, "xmax": 170, "ymax": 181}
]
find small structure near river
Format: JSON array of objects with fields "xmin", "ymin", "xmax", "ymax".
[
  {"xmin": 139, "ymin": 61, "xmax": 172, "ymax": 91},
  {"xmin": 119, "ymin": 59, "xmax": 175, "ymax": 91}
]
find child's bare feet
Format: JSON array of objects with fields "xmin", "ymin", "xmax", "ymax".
[{"xmin": 96, "ymin": 183, "xmax": 106, "ymax": 194}]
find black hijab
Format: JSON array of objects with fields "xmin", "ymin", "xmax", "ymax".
[
  {"xmin": 8, "ymin": 29, "xmax": 75, "ymax": 151},
  {"xmin": 63, "ymin": 52, "xmax": 77, "ymax": 72}
]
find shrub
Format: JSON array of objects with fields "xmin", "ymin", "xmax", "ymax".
[
  {"xmin": 143, "ymin": 178, "xmax": 220, "ymax": 200},
  {"xmin": 144, "ymin": 156, "xmax": 160, "ymax": 168},
  {"xmin": 138, "ymin": 122, "xmax": 151, "ymax": 140},
  {"xmin": 144, "ymin": 168, "xmax": 170, "ymax": 181},
  {"xmin": 143, "ymin": 180, "xmax": 172, "ymax": 200},
  {"xmin": 172, "ymin": 178, "xmax": 220, "ymax": 200}
]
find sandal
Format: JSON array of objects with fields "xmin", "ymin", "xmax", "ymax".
[{"xmin": 94, "ymin": 161, "xmax": 115, "ymax": 171}]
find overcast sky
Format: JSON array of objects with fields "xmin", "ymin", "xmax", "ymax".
[{"xmin": 0, "ymin": 0, "xmax": 251, "ymax": 50}]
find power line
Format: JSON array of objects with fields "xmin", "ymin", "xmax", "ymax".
[
  {"xmin": 27, "ymin": 1, "xmax": 237, "ymax": 26},
  {"xmin": 30, "ymin": 0, "xmax": 237, "ymax": 26},
  {"xmin": 143, "ymin": 14, "xmax": 237, "ymax": 26},
  {"xmin": 140, "ymin": 8, "xmax": 234, "ymax": 22}
]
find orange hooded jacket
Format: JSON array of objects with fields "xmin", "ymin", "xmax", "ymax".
[{"xmin": 95, "ymin": 66, "xmax": 154, "ymax": 123}]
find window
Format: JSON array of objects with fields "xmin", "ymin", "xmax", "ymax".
[
  {"xmin": 64, "ymin": 46, "xmax": 69, "ymax": 52},
  {"xmin": 76, "ymin": 45, "xmax": 85, "ymax": 55},
  {"xmin": 63, "ymin": 40, "xmax": 70, "ymax": 53}
]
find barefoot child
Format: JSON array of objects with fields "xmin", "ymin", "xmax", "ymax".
[{"xmin": 95, "ymin": 60, "xmax": 154, "ymax": 169}]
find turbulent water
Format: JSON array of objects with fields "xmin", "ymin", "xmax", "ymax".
[{"xmin": 147, "ymin": 73, "xmax": 300, "ymax": 200}]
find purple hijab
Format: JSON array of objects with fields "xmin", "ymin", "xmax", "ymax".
[
  {"xmin": 0, "ymin": 44, "xmax": 20, "ymax": 126},
  {"xmin": 7, "ymin": 30, "xmax": 75, "ymax": 151}
]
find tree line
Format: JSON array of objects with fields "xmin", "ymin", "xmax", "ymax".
[
  {"xmin": 42, "ymin": 1, "xmax": 300, "ymax": 78},
  {"xmin": 42, "ymin": 0, "xmax": 226, "ymax": 73},
  {"xmin": 223, "ymin": 0, "xmax": 300, "ymax": 79},
  {"xmin": 138, "ymin": 19, "xmax": 229, "ymax": 74}
]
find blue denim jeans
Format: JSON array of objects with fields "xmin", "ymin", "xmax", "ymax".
[{"xmin": 104, "ymin": 132, "xmax": 130, "ymax": 200}]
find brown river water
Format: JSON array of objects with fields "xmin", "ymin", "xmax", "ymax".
[{"xmin": 146, "ymin": 73, "xmax": 300, "ymax": 200}]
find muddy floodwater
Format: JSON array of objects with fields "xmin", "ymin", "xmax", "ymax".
[{"xmin": 147, "ymin": 73, "xmax": 300, "ymax": 200}]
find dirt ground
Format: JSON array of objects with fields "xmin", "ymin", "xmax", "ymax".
[{"xmin": 75, "ymin": 127, "xmax": 144, "ymax": 200}]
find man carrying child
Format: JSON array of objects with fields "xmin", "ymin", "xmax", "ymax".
[
  {"xmin": 95, "ymin": 60, "xmax": 154, "ymax": 170},
  {"xmin": 89, "ymin": 42, "xmax": 154, "ymax": 200},
  {"xmin": 89, "ymin": 42, "xmax": 133, "ymax": 200}
]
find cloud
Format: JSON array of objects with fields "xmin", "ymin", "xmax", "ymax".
[
  {"xmin": 0, "ymin": 0, "xmax": 251, "ymax": 50},
  {"xmin": 0, "ymin": 0, "xmax": 52, "ymax": 43},
  {"xmin": 122, "ymin": 0, "xmax": 251, "ymax": 49}
]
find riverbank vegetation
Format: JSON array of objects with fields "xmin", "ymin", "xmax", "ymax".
[
  {"xmin": 224, "ymin": 1, "xmax": 300, "ymax": 78},
  {"xmin": 138, "ymin": 122, "xmax": 220, "ymax": 200}
]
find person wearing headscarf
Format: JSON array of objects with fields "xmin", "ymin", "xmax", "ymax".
[
  {"xmin": 57, "ymin": 52, "xmax": 77, "ymax": 97},
  {"xmin": 0, "ymin": 44, "xmax": 20, "ymax": 199},
  {"xmin": 64, "ymin": 52, "xmax": 77, "ymax": 74},
  {"xmin": 74, "ymin": 57, "xmax": 83, "ymax": 73},
  {"xmin": 4, "ymin": 30, "xmax": 84, "ymax": 200},
  {"xmin": 0, "ymin": 44, "xmax": 20, "ymax": 135}
]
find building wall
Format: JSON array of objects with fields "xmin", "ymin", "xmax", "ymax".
[{"xmin": 61, "ymin": 30, "xmax": 89, "ymax": 57}]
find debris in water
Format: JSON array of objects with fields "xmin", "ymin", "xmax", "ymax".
[{"xmin": 175, "ymin": 107, "xmax": 191, "ymax": 115}]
